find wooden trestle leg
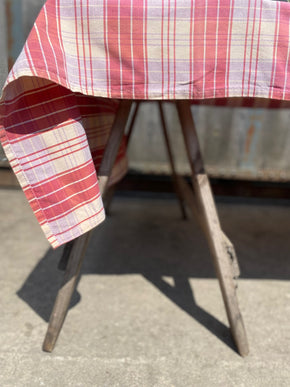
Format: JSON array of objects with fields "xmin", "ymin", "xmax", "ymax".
[
  {"xmin": 158, "ymin": 102, "xmax": 187, "ymax": 219},
  {"xmin": 43, "ymin": 98, "xmax": 248, "ymax": 355},
  {"xmin": 104, "ymin": 101, "xmax": 187, "ymax": 219},
  {"xmin": 42, "ymin": 100, "xmax": 133, "ymax": 352},
  {"xmin": 103, "ymin": 101, "xmax": 140, "ymax": 213},
  {"xmin": 175, "ymin": 101, "xmax": 249, "ymax": 357}
]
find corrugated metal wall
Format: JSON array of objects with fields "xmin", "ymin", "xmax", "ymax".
[
  {"xmin": 0, "ymin": 0, "xmax": 46, "ymax": 164},
  {"xmin": 0, "ymin": 0, "xmax": 8, "ymax": 164},
  {"xmin": 0, "ymin": 1, "xmax": 7, "ymax": 89},
  {"xmin": 1, "ymin": 0, "xmax": 290, "ymax": 181},
  {"xmin": 128, "ymin": 102, "xmax": 290, "ymax": 181}
]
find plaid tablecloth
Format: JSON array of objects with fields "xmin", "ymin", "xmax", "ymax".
[{"xmin": 1, "ymin": 0, "xmax": 290, "ymax": 248}]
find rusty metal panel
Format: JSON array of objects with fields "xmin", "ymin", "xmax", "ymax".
[
  {"xmin": 191, "ymin": 105, "xmax": 290, "ymax": 181},
  {"xmin": 127, "ymin": 103, "xmax": 290, "ymax": 182},
  {"xmin": 0, "ymin": 0, "xmax": 8, "ymax": 163},
  {"xmin": 0, "ymin": 0, "xmax": 45, "ymax": 164},
  {"xmin": 5, "ymin": 0, "xmax": 24, "ymax": 70},
  {"xmin": 0, "ymin": 0, "xmax": 8, "ymax": 89},
  {"xmin": 5, "ymin": 0, "xmax": 45, "ymax": 67},
  {"xmin": 22, "ymin": 0, "xmax": 46, "ymax": 40}
]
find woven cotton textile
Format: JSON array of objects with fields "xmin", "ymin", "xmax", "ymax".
[{"xmin": 1, "ymin": 0, "xmax": 290, "ymax": 248}]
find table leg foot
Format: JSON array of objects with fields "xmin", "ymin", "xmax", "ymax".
[{"xmin": 42, "ymin": 232, "xmax": 91, "ymax": 352}]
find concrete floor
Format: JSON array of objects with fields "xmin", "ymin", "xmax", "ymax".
[{"xmin": 0, "ymin": 188, "xmax": 290, "ymax": 386}]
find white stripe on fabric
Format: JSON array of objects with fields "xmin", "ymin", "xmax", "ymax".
[
  {"xmin": 130, "ymin": 0, "xmax": 135, "ymax": 99},
  {"xmin": 202, "ymin": 0, "xmax": 208, "ymax": 98},
  {"xmin": 118, "ymin": 0, "xmax": 123, "ymax": 98},
  {"xmin": 213, "ymin": 0, "xmax": 220, "ymax": 98},
  {"xmin": 44, "ymin": 4, "xmax": 61, "ymax": 84},
  {"xmin": 282, "ymin": 22, "xmax": 290, "ymax": 99},
  {"xmin": 271, "ymin": 1, "xmax": 280, "ymax": 98}
]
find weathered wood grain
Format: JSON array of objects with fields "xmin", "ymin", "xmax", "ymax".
[{"xmin": 176, "ymin": 100, "xmax": 249, "ymax": 357}]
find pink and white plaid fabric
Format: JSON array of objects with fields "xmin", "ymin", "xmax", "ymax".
[{"xmin": 1, "ymin": 0, "xmax": 290, "ymax": 248}]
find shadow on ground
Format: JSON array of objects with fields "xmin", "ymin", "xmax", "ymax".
[{"xmin": 17, "ymin": 195, "xmax": 290, "ymax": 354}]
